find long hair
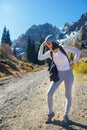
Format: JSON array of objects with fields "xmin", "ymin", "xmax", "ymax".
[
  {"xmin": 51, "ymin": 42, "xmax": 60, "ymax": 50},
  {"xmin": 51, "ymin": 41, "xmax": 70, "ymax": 63}
]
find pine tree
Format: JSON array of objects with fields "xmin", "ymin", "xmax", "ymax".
[
  {"xmin": 13, "ymin": 46, "xmax": 17, "ymax": 57},
  {"xmin": 1, "ymin": 26, "xmax": 7, "ymax": 43},
  {"xmin": 26, "ymin": 36, "xmax": 31, "ymax": 62},
  {"xmin": 31, "ymin": 38, "xmax": 37, "ymax": 63},
  {"xmin": 81, "ymin": 27, "xmax": 87, "ymax": 41},
  {"xmin": 26, "ymin": 36, "xmax": 36, "ymax": 63},
  {"xmin": 6, "ymin": 30, "xmax": 12, "ymax": 46},
  {"xmin": 1, "ymin": 26, "xmax": 12, "ymax": 46}
]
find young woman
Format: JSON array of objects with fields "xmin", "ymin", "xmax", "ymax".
[{"xmin": 38, "ymin": 35, "xmax": 81, "ymax": 124}]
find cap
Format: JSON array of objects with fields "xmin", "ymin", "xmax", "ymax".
[{"xmin": 44, "ymin": 34, "xmax": 58, "ymax": 43}]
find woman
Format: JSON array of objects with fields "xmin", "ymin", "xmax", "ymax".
[{"xmin": 38, "ymin": 34, "xmax": 81, "ymax": 124}]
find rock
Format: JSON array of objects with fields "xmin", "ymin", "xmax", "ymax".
[
  {"xmin": 0, "ymin": 117, "xmax": 2, "ymax": 123},
  {"xmin": 85, "ymin": 115, "xmax": 87, "ymax": 119}
]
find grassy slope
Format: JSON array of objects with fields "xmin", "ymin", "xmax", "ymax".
[{"xmin": 0, "ymin": 59, "xmax": 40, "ymax": 78}]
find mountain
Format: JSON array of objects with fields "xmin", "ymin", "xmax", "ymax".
[
  {"xmin": 13, "ymin": 12, "xmax": 87, "ymax": 52},
  {"xmin": 62, "ymin": 12, "xmax": 87, "ymax": 35},
  {"xmin": 13, "ymin": 23, "xmax": 61, "ymax": 48}
]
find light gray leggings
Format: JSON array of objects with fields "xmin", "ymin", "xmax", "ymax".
[{"xmin": 47, "ymin": 69, "xmax": 74, "ymax": 116}]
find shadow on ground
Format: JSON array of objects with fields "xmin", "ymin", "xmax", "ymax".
[{"xmin": 51, "ymin": 119, "xmax": 87, "ymax": 130}]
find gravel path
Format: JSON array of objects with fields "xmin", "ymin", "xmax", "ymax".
[{"xmin": 0, "ymin": 68, "xmax": 87, "ymax": 130}]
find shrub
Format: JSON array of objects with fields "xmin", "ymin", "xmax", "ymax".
[
  {"xmin": 73, "ymin": 62, "xmax": 87, "ymax": 73},
  {"xmin": 85, "ymin": 60, "xmax": 87, "ymax": 63}
]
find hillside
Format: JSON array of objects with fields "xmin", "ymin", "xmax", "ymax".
[{"xmin": 0, "ymin": 59, "xmax": 39, "ymax": 78}]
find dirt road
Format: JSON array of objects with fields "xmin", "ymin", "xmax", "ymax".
[{"xmin": 0, "ymin": 68, "xmax": 87, "ymax": 130}]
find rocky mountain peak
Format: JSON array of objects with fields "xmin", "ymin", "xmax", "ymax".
[
  {"xmin": 62, "ymin": 12, "xmax": 87, "ymax": 35},
  {"xmin": 14, "ymin": 23, "xmax": 61, "ymax": 48}
]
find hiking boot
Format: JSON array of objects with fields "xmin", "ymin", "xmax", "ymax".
[
  {"xmin": 61, "ymin": 115, "xmax": 69, "ymax": 125},
  {"xmin": 45, "ymin": 112, "xmax": 55, "ymax": 124}
]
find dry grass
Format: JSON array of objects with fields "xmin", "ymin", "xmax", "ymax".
[
  {"xmin": 73, "ymin": 61, "xmax": 87, "ymax": 73},
  {"xmin": 0, "ymin": 59, "xmax": 39, "ymax": 78}
]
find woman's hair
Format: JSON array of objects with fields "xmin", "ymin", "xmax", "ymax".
[
  {"xmin": 51, "ymin": 41, "xmax": 70, "ymax": 62},
  {"xmin": 51, "ymin": 41, "xmax": 60, "ymax": 50}
]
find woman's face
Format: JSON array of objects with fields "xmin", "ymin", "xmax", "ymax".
[
  {"xmin": 46, "ymin": 42, "xmax": 59, "ymax": 53},
  {"xmin": 46, "ymin": 42, "xmax": 52, "ymax": 49}
]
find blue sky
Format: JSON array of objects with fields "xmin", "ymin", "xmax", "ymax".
[{"xmin": 0, "ymin": 0, "xmax": 87, "ymax": 41}]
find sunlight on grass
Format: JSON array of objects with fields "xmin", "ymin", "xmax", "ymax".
[
  {"xmin": 73, "ymin": 61, "xmax": 87, "ymax": 82},
  {"xmin": 73, "ymin": 62, "xmax": 87, "ymax": 73}
]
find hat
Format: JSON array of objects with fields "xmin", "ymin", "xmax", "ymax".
[{"xmin": 44, "ymin": 34, "xmax": 58, "ymax": 43}]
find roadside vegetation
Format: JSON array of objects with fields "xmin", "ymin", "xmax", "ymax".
[
  {"xmin": 73, "ymin": 62, "xmax": 87, "ymax": 73},
  {"xmin": 73, "ymin": 58, "xmax": 87, "ymax": 73}
]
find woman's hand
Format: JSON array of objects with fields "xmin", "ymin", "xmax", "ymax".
[
  {"xmin": 70, "ymin": 63, "xmax": 74, "ymax": 69},
  {"xmin": 42, "ymin": 42, "xmax": 47, "ymax": 46}
]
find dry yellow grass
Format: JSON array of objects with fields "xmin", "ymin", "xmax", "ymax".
[
  {"xmin": 73, "ymin": 62, "xmax": 87, "ymax": 73},
  {"xmin": 0, "ymin": 59, "xmax": 39, "ymax": 78}
]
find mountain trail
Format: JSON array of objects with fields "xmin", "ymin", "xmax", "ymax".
[{"xmin": 0, "ymin": 68, "xmax": 87, "ymax": 130}]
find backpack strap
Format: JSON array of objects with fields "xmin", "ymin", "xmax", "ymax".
[
  {"xmin": 58, "ymin": 45, "xmax": 70, "ymax": 63},
  {"xmin": 50, "ymin": 51, "xmax": 55, "ymax": 65},
  {"xmin": 50, "ymin": 51, "xmax": 53, "ymax": 61}
]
